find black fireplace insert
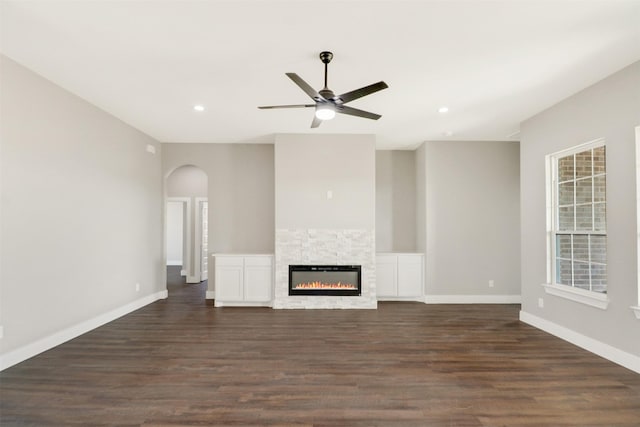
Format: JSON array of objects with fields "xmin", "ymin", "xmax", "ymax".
[{"xmin": 289, "ymin": 265, "xmax": 361, "ymax": 296}]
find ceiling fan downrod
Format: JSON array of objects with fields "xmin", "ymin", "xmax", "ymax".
[{"xmin": 319, "ymin": 51, "xmax": 334, "ymax": 98}]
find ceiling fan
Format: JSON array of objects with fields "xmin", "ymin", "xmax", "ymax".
[{"xmin": 258, "ymin": 51, "xmax": 388, "ymax": 128}]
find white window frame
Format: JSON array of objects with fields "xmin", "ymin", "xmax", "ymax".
[
  {"xmin": 633, "ymin": 126, "xmax": 640, "ymax": 319},
  {"xmin": 543, "ymin": 138, "xmax": 610, "ymax": 309}
]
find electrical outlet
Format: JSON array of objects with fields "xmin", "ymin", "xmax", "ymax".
[
  {"xmin": 488, "ymin": 280, "xmax": 494, "ymax": 288},
  {"xmin": 135, "ymin": 283, "xmax": 140, "ymax": 292},
  {"xmin": 538, "ymin": 297, "xmax": 544, "ymax": 308}
]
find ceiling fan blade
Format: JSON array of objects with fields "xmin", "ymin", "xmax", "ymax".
[
  {"xmin": 336, "ymin": 105, "xmax": 381, "ymax": 120},
  {"xmin": 311, "ymin": 115, "xmax": 322, "ymax": 128},
  {"xmin": 286, "ymin": 73, "xmax": 322, "ymax": 100},
  {"xmin": 337, "ymin": 81, "xmax": 388, "ymax": 104},
  {"xmin": 258, "ymin": 104, "xmax": 315, "ymax": 109}
]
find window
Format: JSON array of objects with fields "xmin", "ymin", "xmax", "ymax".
[{"xmin": 545, "ymin": 139, "xmax": 609, "ymax": 308}]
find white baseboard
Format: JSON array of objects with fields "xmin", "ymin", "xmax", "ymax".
[
  {"xmin": 205, "ymin": 291, "xmax": 215, "ymax": 300},
  {"xmin": 424, "ymin": 294, "xmax": 522, "ymax": 304},
  {"xmin": 166, "ymin": 260, "xmax": 182, "ymax": 266},
  {"xmin": 377, "ymin": 296, "xmax": 424, "ymax": 302},
  {"xmin": 0, "ymin": 289, "xmax": 168, "ymax": 372},
  {"xmin": 186, "ymin": 275, "xmax": 200, "ymax": 284},
  {"xmin": 214, "ymin": 301, "xmax": 272, "ymax": 308},
  {"xmin": 520, "ymin": 310, "xmax": 640, "ymax": 374}
]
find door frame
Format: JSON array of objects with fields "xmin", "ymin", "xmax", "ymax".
[{"xmin": 195, "ymin": 197, "xmax": 209, "ymax": 282}]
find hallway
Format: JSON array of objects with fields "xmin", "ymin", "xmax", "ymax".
[{"xmin": 165, "ymin": 265, "xmax": 207, "ymax": 305}]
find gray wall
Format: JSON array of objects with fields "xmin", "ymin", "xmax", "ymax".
[
  {"xmin": 166, "ymin": 165, "xmax": 207, "ymax": 197},
  {"xmin": 275, "ymin": 134, "xmax": 376, "ymax": 230},
  {"xmin": 520, "ymin": 61, "xmax": 640, "ymax": 356},
  {"xmin": 419, "ymin": 140, "xmax": 521, "ymax": 297},
  {"xmin": 162, "ymin": 143, "xmax": 275, "ymax": 254},
  {"xmin": 0, "ymin": 55, "xmax": 164, "ymax": 356},
  {"xmin": 376, "ymin": 150, "xmax": 416, "ymax": 252}
]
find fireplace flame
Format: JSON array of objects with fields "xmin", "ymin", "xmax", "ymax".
[{"xmin": 293, "ymin": 281, "xmax": 357, "ymax": 290}]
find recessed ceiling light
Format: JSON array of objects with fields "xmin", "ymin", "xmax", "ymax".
[
  {"xmin": 193, "ymin": 105, "xmax": 205, "ymax": 112},
  {"xmin": 443, "ymin": 131, "xmax": 454, "ymax": 137},
  {"xmin": 438, "ymin": 106, "xmax": 449, "ymax": 113}
]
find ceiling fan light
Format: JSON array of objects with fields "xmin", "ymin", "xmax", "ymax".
[{"xmin": 315, "ymin": 106, "xmax": 336, "ymax": 121}]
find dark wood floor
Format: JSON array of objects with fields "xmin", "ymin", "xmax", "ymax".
[{"xmin": 1, "ymin": 268, "xmax": 639, "ymax": 426}]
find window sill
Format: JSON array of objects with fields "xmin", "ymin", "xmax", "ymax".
[
  {"xmin": 631, "ymin": 306, "xmax": 640, "ymax": 319},
  {"xmin": 542, "ymin": 283, "xmax": 609, "ymax": 310}
]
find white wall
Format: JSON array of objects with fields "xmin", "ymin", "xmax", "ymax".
[
  {"xmin": 415, "ymin": 143, "xmax": 427, "ymax": 255},
  {"xmin": 376, "ymin": 150, "xmax": 416, "ymax": 252},
  {"xmin": 418, "ymin": 140, "xmax": 521, "ymax": 300},
  {"xmin": 520, "ymin": 61, "xmax": 640, "ymax": 360},
  {"xmin": 166, "ymin": 201, "xmax": 184, "ymax": 265},
  {"xmin": 0, "ymin": 55, "xmax": 164, "ymax": 363}
]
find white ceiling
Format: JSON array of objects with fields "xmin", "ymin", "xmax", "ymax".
[{"xmin": 1, "ymin": 1, "xmax": 639, "ymax": 149}]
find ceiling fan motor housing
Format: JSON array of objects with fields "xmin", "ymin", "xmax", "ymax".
[
  {"xmin": 319, "ymin": 51, "xmax": 333, "ymax": 64},
  {"xmin": 319, "ymin": 89, "xmax": 337, "ymax": 101}
]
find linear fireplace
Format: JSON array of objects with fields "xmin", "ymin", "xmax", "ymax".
[{"xmin": 289, "ymin": 265, "xmax": 361, "ymax": 296}]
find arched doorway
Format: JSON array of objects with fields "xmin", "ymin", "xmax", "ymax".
[{"xmin": 165, "ymin": 165, "xmax": 208, "ymax": 294}]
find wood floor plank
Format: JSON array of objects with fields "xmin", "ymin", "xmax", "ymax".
[{"xmin": 1, "ymin": 267, "xmax": 639, "ymax": 426}]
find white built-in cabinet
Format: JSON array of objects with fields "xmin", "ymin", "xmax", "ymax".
[
  {"xmin": 212, "ymin": 254, "xmax": 273, "ymax": 307},
  {"xmin": 376, "ymin": 253, "xmax": 424, "ymax": 301}
]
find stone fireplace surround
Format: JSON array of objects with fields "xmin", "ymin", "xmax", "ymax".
[{"xmin": 273, "ymin": 229, "xmax": 376, "ymax": 309}]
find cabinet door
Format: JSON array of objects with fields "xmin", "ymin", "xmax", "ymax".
[
  {"xmin": 215, "ymin": 257, "xmax": 244, "ymax": 301},
  {"xmin": 244, "ymin": 257, "xmax": 273, "ymax": 302},
  {"xmin": 397, "ymin": 254, "xmax": 423, "ymax": 297},
  {"xmin": 376, "ymin": 255, "xmax": 398, "ymax": 297}
]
